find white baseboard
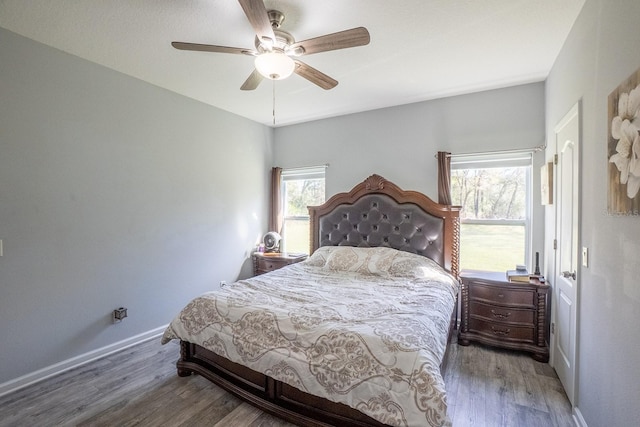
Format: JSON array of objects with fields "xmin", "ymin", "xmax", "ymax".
[
  {"xmin": 573, "ymin": 406, "xmax": 587, "ymax": 427},
  {"xmin": 0, "ymin": 325, "xmax": 167, "ymax": 398}
]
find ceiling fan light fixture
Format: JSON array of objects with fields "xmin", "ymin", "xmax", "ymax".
[{"xmin": 255, "ymin": 51, "xmax": 295, "ymax": 80}]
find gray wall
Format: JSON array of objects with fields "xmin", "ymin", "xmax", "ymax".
[
  {"xmin": 274, "ymin": 82, "xmax": 547, "ymax": 265},
  {"xmin": 0, "ymin": 28, "xmax": 272, "ymax": 385},
  {"xmin": 12, "ymin": 6, "xmax": 636, "ymax": 422},
  {"xmin": 546, "ymin": 0, "xmax": 640, "ymax": 425}
]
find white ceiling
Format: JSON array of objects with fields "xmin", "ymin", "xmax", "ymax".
[{"xmin": 0, "ymin": 0, "xmax": 585, "ymax": 127}]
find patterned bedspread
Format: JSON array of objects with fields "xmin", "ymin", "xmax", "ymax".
[{"xmin": 162, "ymin": 246, "xmax": 458, "ymax": 426}]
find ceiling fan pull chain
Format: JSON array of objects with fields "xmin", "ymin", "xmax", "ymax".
[{"xmin": 272, "ymin": 79, "xmax": 276, "ymax": 126}]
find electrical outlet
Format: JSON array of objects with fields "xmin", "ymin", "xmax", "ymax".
[{"xmin": 113, "ymin": 307, "xmax": 128, "ymax": 323}]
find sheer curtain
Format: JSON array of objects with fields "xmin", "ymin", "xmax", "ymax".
[
  {"xmin": 437, "ymin": 151, "xmax": 452, "ymax": 205},
  {"xmin": 269, "ymin": 167, "xmax": 283, "ymax": 233}
]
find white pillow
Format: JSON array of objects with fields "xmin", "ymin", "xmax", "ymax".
[
  {"xmin": 303, "ymin": 246, "xmax": 336, "ymax": 267},
  {"xmin": 388, "ymin": 251, "xmax": 454, "ymax": 282},
  {"xmin": 322, "ymin": 246, "xmax": 398, "ymax": 276},
  {"xmin": 389, "ymin": 251, "xmax": 442, "ymax": 278}
]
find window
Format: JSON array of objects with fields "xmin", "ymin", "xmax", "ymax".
[
  {"xmin": 451, "ymin": 152, "xmax": 532, "ymax": 272},
  {"xmin": 281, "ymin": 166, "xmax": 326, "ymax": 254}
]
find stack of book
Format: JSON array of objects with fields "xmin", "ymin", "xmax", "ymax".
[{"xmin": 506, "ymin": 269, "xmax": 532, "ymax": 283}]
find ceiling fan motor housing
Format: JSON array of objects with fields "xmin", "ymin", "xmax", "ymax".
[{"xmin": 255, "ymin": 11, "xmax": 298, "ymax": 55}]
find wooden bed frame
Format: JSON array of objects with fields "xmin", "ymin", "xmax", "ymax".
[{"xmin": 176, "ymin": 174, "xmax": 461, "ymax": 426}]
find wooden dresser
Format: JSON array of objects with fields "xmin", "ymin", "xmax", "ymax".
[
  {"xmin": 252, "ymin": 253, "xmax": 307, "ymax": 276},
  {"xmin": 458, "ymin": 270, "xmax": 550, "ymax": 362}
]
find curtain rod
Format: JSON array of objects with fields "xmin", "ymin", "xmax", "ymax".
[
  {"xmin": 435, "ymin": 145, "xmax": 545, "ymax": 159},
  {"xmin": 280, "ymin": 163, "xmax": 329, "ymax": 171}
]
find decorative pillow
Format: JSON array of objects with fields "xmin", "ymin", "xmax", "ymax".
[
  {"xmin": 303, "ymin": 246, "xmax": 336, "ymax": 267},
  {"xmin": 322, "ymin": 246, "xmax": 398, "ymax": 276},
  {"xmin": 388, "ymin": 250, "xmax": 449, "ymax": 279}
]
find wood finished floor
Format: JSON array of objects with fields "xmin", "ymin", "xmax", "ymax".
[{"xmin": 0, "ymin": 336, "xmax": 574, "ymax": 427}]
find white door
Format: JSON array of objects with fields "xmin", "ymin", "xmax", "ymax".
[{"xmin": 553, "ymin": 103, "xmax": 580, "ymax": 405}]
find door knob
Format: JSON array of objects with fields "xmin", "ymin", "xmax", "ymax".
[{"xmin": 562, "ymin": 270, "xmax": 577, "ymax": 280}]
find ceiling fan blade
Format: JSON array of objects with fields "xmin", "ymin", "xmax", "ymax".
[
  {"xmin": 240, "ymin": 69, "xmax": 263, "ymax": 91},
  {"xmin": 289, "ymin": 27, "xmax": 370, "ymax": 56},
  {"xmin": 294, "ymin": 60, "xmax": 338, "ymax": 90},
  {"xmin": 238, "ymin": 0, "xmax": 276, "ymax": 46},
  {"xmin": 172, "ymin": 42, "xmax": 255, "ymax": 56}
]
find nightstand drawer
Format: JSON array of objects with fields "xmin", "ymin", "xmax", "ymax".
[
  {"xmin": 256, "ymin": 258, "xmax": 290, "ymax": 273},
  {"xmin": 468, "ymin": 318, "xmax": 535, "ymax": 343},
  {"xmin": 252, "ymin": 253, "xmax": 308, "ymax": 276},
  {"xmin": 469, "ymin": 283, "xmax": 535, "ymax": 306},
  {"xmin": 469, "ymin": 301, "xmax": 535, "ymax": 324}
]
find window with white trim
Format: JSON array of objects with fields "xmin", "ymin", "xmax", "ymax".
[
  {"xmin": 281, "ymin": 166, "xmax": 326, "ymax": 254},
  {"xmin": 451, "ymin": 152, "xmax": 532, "ymax": 272}
]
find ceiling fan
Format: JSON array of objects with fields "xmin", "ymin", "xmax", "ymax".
[{"xmin": 171, "ymin": 0, "xmax": 370, "ymax": 91}]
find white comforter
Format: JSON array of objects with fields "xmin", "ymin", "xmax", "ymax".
[{"xmin": 162, "ymin": 246, "xmax": 458, "ymax": 426}]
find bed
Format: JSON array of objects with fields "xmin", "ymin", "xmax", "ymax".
[{"xmin": 161, "ymin": 174, "xmax": 461, "ymax": 426}]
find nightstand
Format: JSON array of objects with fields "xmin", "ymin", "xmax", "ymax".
[
  {"xmin": 458, "ymin": 270, "xmax": 550, "ymax": 362},
  {"xmin": 252, "ymin": 253, "xmax": 308, "ymax": 276}
]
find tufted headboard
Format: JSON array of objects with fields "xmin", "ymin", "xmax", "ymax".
[{"xmin": 308, "ymin": 174, "xmax": 461, "ymax": 278}]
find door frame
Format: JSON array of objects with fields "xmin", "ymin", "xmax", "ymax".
[{"xmin": 550, "ymin": 101, "xmax": 581, "ymax": 406}]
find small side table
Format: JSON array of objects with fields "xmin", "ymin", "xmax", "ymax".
[
  {"xmin": 252, "ymin": 253, "xmax": 308, "ymax": 276},
  {"xmin": 458, "ymin": 270, "xmax": 550, "ymax": 362}
]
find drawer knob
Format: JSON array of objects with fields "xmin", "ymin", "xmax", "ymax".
[
  {"xmin": 490, "ymin": 309, "xmax": 511, "ymax": 319},
  {"xmin": 491, "ymin": 326, "xmax": 511, "ymax": 336}
]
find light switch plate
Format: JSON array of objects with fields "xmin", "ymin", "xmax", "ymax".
[{"xmin": 582, "ymin": 247, "xmax": 588, "ymax": 267}]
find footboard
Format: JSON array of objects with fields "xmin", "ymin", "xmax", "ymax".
[
  {"xmin": 176, "ymin": 301, "xmax": 457, "ymax": 427},
  {"xmin": 177, "ymin": 341, "xmax": 387, "ymax": 427}
]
